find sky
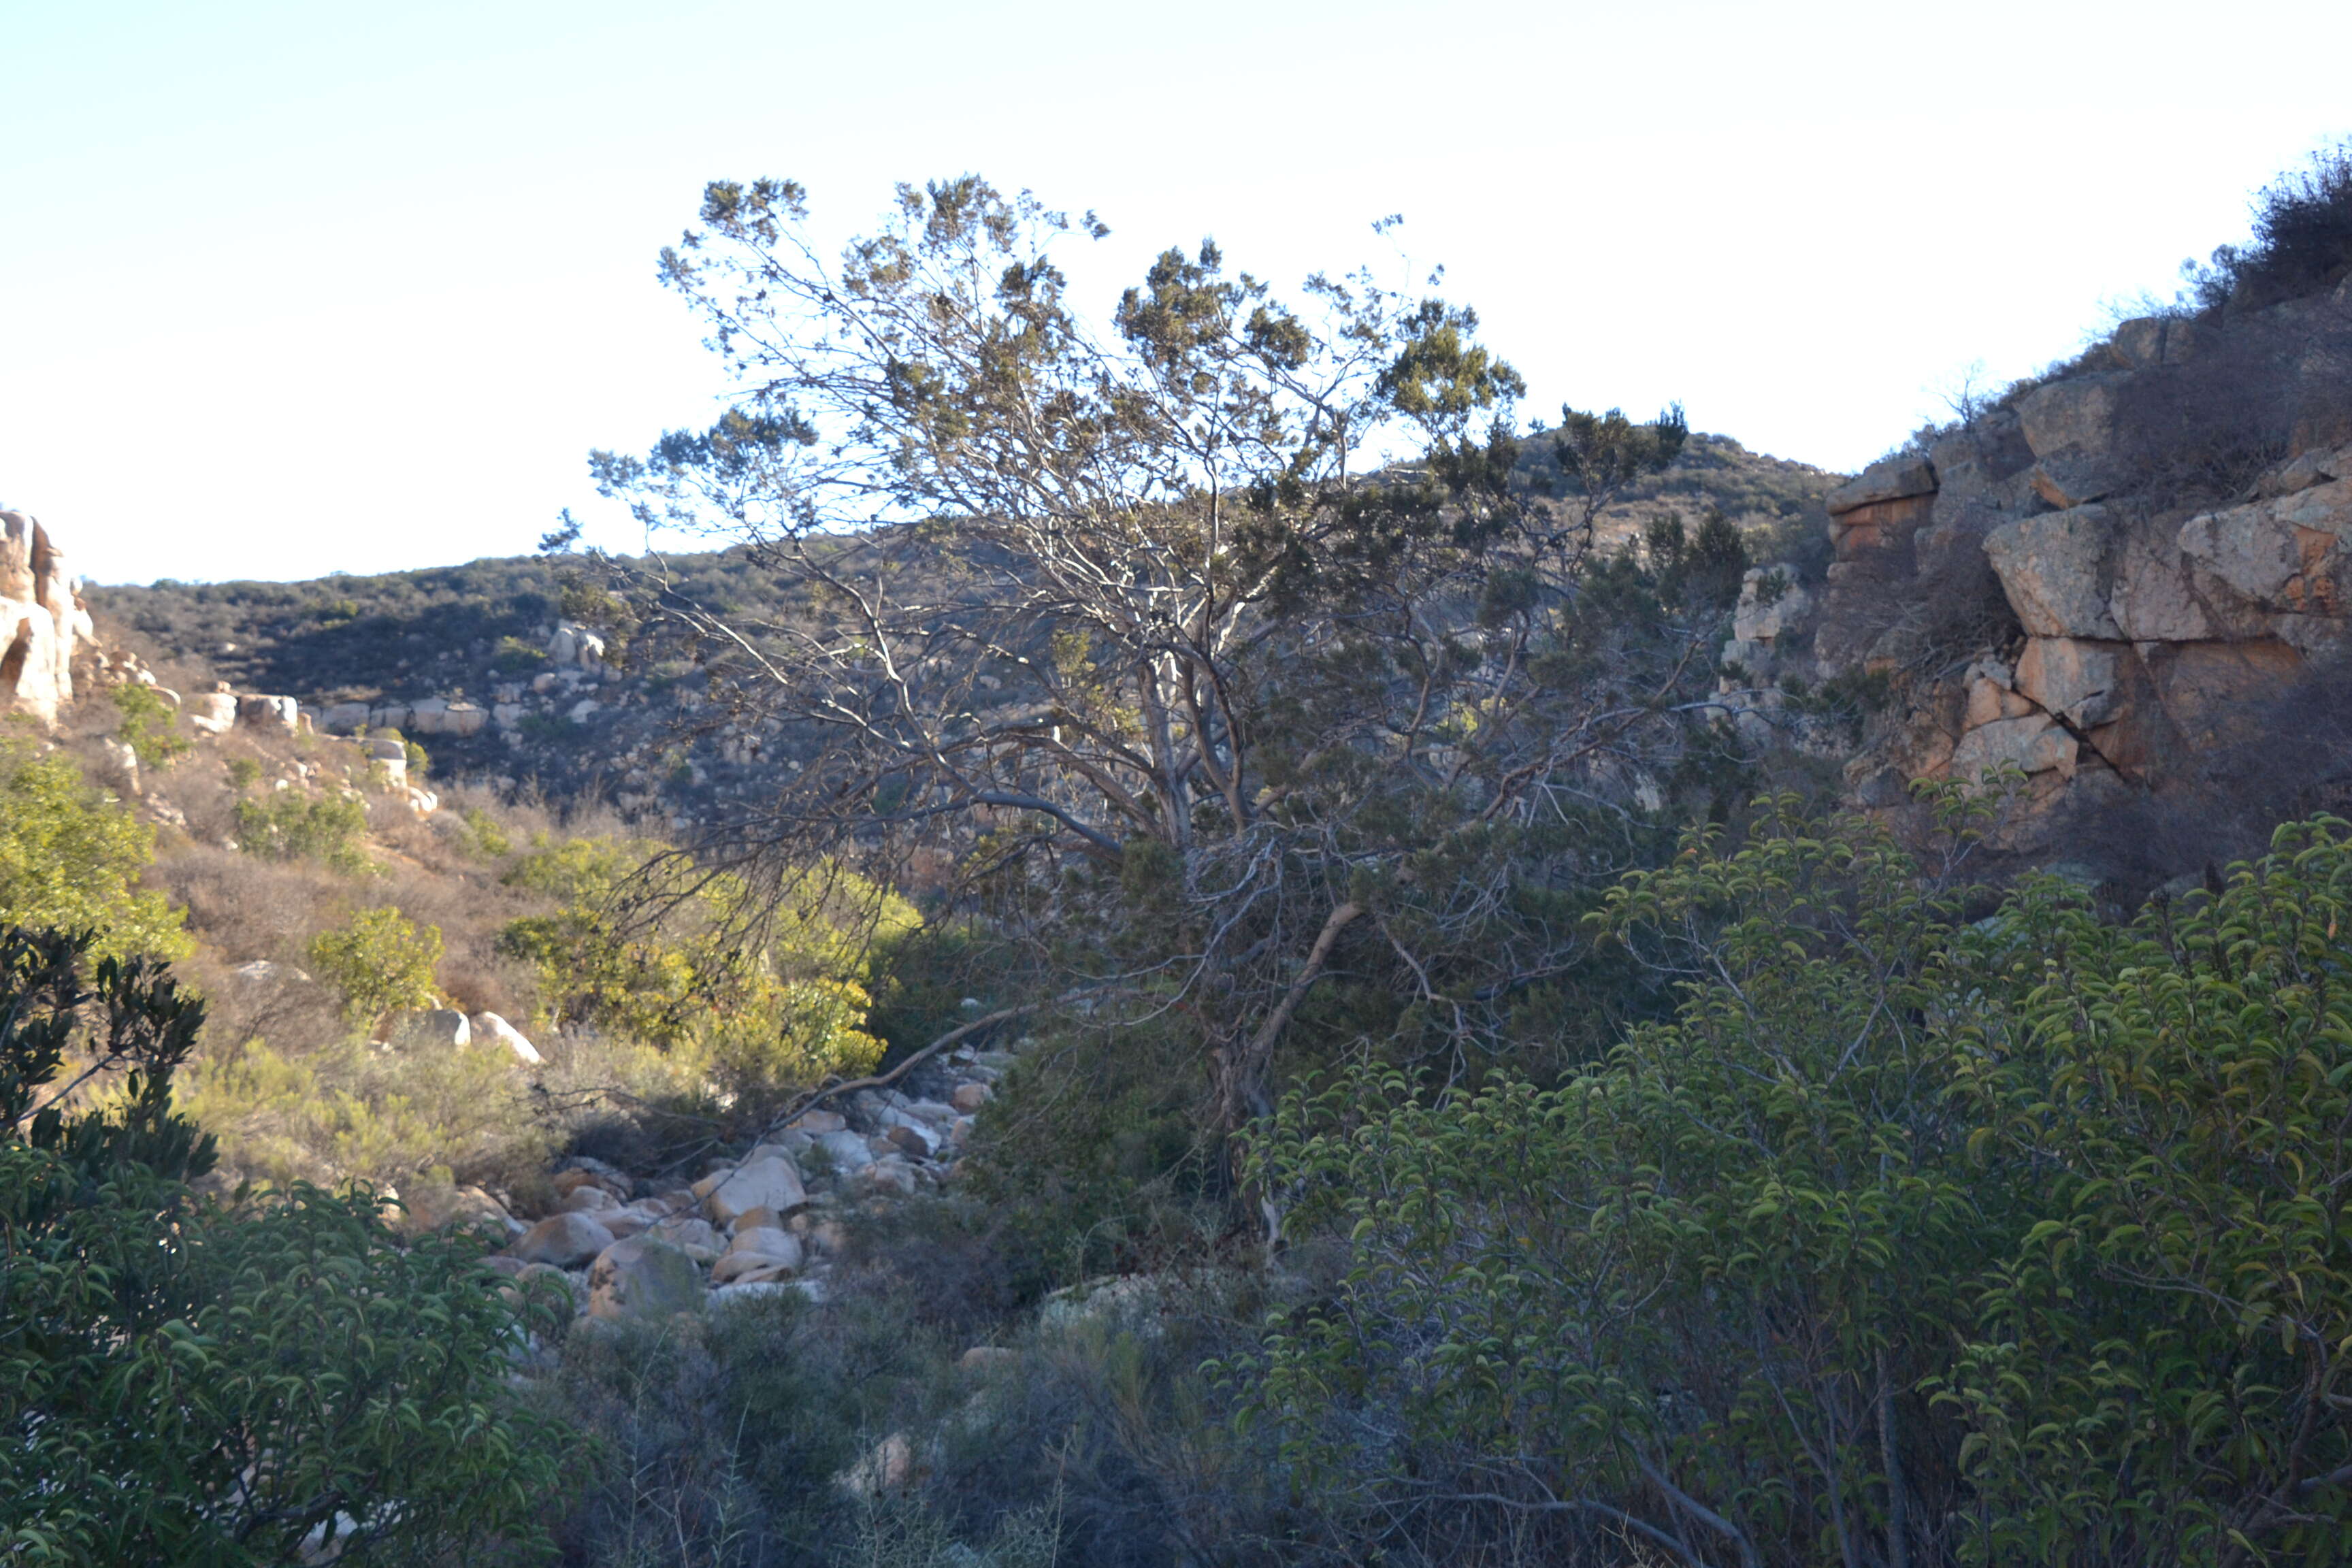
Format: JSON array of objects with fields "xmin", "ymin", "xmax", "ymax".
[{"xmin": 3, "ymin": 0, "xmax": 2348, "ymax": 587}]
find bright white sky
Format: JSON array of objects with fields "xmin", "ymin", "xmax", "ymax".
[{"xmin": 4, "ymin": 0, "xmax": 2348, "ymax": 585}]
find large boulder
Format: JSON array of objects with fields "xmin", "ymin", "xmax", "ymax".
[
  {"xmin": 1949, "ymin": 713, "xmax": 2077, "ymax": 781},
  {"xmin": 702, "ymin": 1156, "xmax": 808, "ymax": 1224},
  {"xmin": 393, "ymin": 1009, "xmax": 470, "ymax": 1049},
  {"xmin": 547, "ymin": 622, "xmax": 607, "ymax": 671},
  {"xmin": 507, "ymin": 1211, "xmax": 617, "ymax": 1268},
  {"xmin": 2014, "ymin": 638, "xmax": 2127, "ymax": 729},
  {"xmin": 1984, "ymin": 505, "xmax": 2121, "ymax": 638},
  {"xmin": 1825, "ymin": 453, "xmax": 1937, "ymax": 517},
  {"xmin": 2016, "ymin": 373, "xmax": 2132, "ymax": 508},
  {"xmin": 236, "ymin": 694, "xmax": 301, "ymax": 733},
  {"xmin": 470, "ymin": 1011, "xmax": 543, "ymax": 1066},
  {"xmin": 2176, "ymin": 478, "xmax": 2352, "ymax": 612},
  {"xmin": 184, "ymin": 691, "xmax": 238, "ymax": 736},
  {"xmin": 586, "ymin": 1238, "xmax": 706, "ymax": 1321},
  {"xmin": 318, "ymin": 701, "xmax": 372, "ymax": 733}
]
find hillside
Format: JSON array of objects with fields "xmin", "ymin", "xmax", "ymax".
[{"xmin": 82, "ymin": 431, "xmax": 1842, "ymax": 826}]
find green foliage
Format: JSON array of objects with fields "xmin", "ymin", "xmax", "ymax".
[
  {"xmin": 405, "ymin": 737, "xmax": 430, "ymax": 779},
  {"xmin": 497, "ymin": 837, "xmax": 906, "ymax": 1113},
  {"xmin": 493, "ymin": 634, "xmax": 548, "ymax": 672},
  {"xmin": 108, "ymin": 683, "xmax": 191, "ymax": 770},
  {"xmin": 233, "ymin": 788, "xmax": 372, "ymax": 874},
  {"xmin": 0, "ymin": 924, "xmax": 565, "ymax": 1565},
  {"xmin": 1245, "ymin": 802, "xmax": 2352, "ymax": 1566},
  {"xmin": 458, "ymin": 804, "xmax": 513, "ymax": 858},
  {"xmin": 0, "ymin": 735, "xmax": 189, "ymax": 960},
  {"xmin": 225, "ymin": 755, "xmax": 261, "ymax": 791},
  {"xmin": 178, "ymin": 1030, "xmax": 549, "ymax": 1194},
  {"xmin": 309, "ymin": 906, "xmax": 444, "ymax": 1031}
]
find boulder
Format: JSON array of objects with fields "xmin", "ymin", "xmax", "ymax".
[
  {"xmin": 2016, "ymin": 372, "xmax": 2132, "ymax": 507},
  {"xmin": 725, "ymin": 1228, "xmax": 802, "ymax": 1268},
  {"xmin": 507, "ymin": 1211, "xmax": 617, "ymax": 1268},
  {"xmin": 547, "ymin": 622, "xmax": 607, "ymax": 670},
  {"xmin": 236, "ymin": 694, "xmax": 301, "ymax": 733},
  {"xmin": 1949, "ymin": 713, "xmax": 2078, "ymax": 781},
  {"xmin": 1730, "ymin": 568, "xmax": 1813, "ymax": 645},
  {"xmin": 2176, "ymin": 478, "xmax": 2352, "ymax": 612},
  {"xmin": 1825, "ymin": 453, "xmax": 1938, "ymax": 516},
  {"xmin": 586, "ymin": 1238, "xmax": 706, "ymax": 1321},
  {"xmin": 703, "ymin": 1155, "xmax": 808, "ymax": 1224},
  {"xmin": 811, "ymin": 1129, "xmax": 874, "ymax": 1171},
  {"xmin": 785, "ymin": 1108, "xmax": 848, "ymax": 1135},
  {"xmin": 441, "ymin": 701, "xmax": 488, "ymax": 737},
  {"xmin": 318, "ymin": 701, "xmax": 371, "ymax": 733},
  {"xmin": 711, "ymin": 1254, "xmax": 797, "ymax": 1286},
  {"xmin": 405, "ymin": 696, "xmax": 451, "ymax": 734},
  {"xmin": 470, "ymin": 1011, "xmax": 543, "ymax": 1066},
  {"xmin": 560, "ymin": 1184, "xmax": 619, "ymax": 1213},
  {"xmin": 949, "ymin": 1081, "xmax": 991, "ymax": 1114},
  {"xmin": 648, "ymin": 1215, "xmax": 722, "ymax": 1258},
  {"xmin": 2014, "ymin": 638, "xmax": 2126, "ymax": 729},
  {"xmin": 184, "ymin": 691, "xmax": 238, "ymax": 736},
  {"xmin": 393, "ymin": 1009, "xmax": 470, "ymax": 1049},
  {"xmin": 1984, "ymin": 505, "xmax": 2121, "ymax": 638},
  {"xmin": 402, "ymin": 1183, "xmax": 517, "ymax": 1237},
  {"xmin": 368, "ymin": 704, "xmax": 410, "ymax": 730}
]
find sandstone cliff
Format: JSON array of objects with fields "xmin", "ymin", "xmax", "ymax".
[{"xmin": 0, "ymin": 508, "xmax": 96, "ymax": 727}]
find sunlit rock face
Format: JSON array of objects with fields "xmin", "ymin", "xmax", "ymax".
[{"xmin": 0, "ymin": 509, "xmax": 95, "ymax": 728}]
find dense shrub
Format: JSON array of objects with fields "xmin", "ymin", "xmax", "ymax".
[
  {"xmin": 0, "ymin": 925, "xmax": 565, "ymax": 1564},
  {"xmin": 108, "ymin": 683, "xmax": 191, "ymax": 770},
  {"xmin": 0, "ymin": 732, "xmax": 189, "ymax": 960},
  {"xmin": 233, "ymin": 787, "xmax": 372, "ymax": 873},
  {"xmin": 310, "ymin": 904, "xmax": 444, "ymax": 1030},
  {"xmin": 2185, "ymin": 140, "xmax": 2352, "ymax": 311},
  {"xmin": 497, "ymin": 837, "xmax": 904, "ymax": 1120},
  {"xmin": 1243, "ymin": 798, "xmax": 2352, "ymax": 1565}
]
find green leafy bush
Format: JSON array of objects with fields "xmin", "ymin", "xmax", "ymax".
[
  {"xmin": 0, "ymin": 925, "xmax": 565, "ymax": 1563},
  {"xmin": 233, "ymin": 788, "xmax": 372, "ymax": 873},
  {"xmin": 0, "ymin": 734, "xmax": 189, "ymax": 960},
  {"xmin": 310, "ymin": 905, "xmax": 444, "ymax": 1030},
  {"xmin": 108, "ymin": 683, "xmax": 191, "ymax": 770},
  {"xmin": 496, "ymin": 837, "xmax": 906, "ymax": 1116},
  {"xmin": 1244, "ymin": 800, "xmax": 2352, "ymax": 1566}
]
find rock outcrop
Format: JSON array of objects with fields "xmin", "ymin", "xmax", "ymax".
[
  {"xmin": 0, "ymin": 510, "xmax": 95, "ymax": 727},
  {"xmin": 1745, "ymin": 274, "xmax": 2352, "ymax": 872}
]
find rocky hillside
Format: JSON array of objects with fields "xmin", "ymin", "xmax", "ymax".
[
  {"xmin": 79, "ymin": 431, "xmax": 1840, "ymax": 828},
  {"xmin": 1726, "ymin": 271, "xmax": 2352, "ymax": 886}
]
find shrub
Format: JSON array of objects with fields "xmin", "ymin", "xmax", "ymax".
[
  {"xmin": 0, "ymin": 924, "xmax": 566, "ymax": 1563},
  {"xmin": 108, "ymin": 683, "xmax": 190, "ymax": 770},
  {"xmin": 1243, "ymin": 798, "xmax": 2352, "ymax": 1566},
  {"xmin": 496, "ymin": 837, "xmax": 903, "ymax": 1120},
  {"xmin": 0, "ymin": 734, "xmax": 189, "ymax": 960},
  {"xmin": 233, "ymin": 789, "xmax": 372, "ymax": 873},
  {"xmin": 178, "ymin": 1030, "xmax": 550, "ymax": 1194},
  {"xmin": 2185, "ymin": 140, "xmax": 2352, "ymax": 310},
  {"xmin": 309, "ymin": 905, "xmax": 444, "ymax": 1030}
]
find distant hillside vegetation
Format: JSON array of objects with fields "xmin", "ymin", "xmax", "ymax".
[{"xmin": 84, "ymin": 432, "xmax": 1842, "ymax": 818}]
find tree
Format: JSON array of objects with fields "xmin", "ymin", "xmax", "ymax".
[
  {"xmin": 0, "ymin": 924, "xmax": 566, "ymax": 1564},
  {"xmin": 593, "ymin": 175, "xmax": 1731, "ymax": 1200}
]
